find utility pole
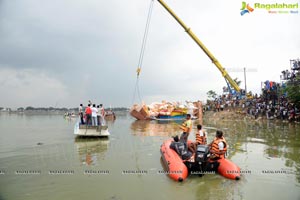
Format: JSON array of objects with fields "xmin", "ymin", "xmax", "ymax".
[{"xmin": 244, "ymin": 67, "xmax": 247, "ymax": 94}]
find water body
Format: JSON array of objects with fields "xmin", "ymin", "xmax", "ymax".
[{"xmin": 0, "ymin": 112, "xmax": 299, "ymax": 200}]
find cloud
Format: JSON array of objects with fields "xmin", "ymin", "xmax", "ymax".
[
  {"xmin": 0, "ymin": 68, "xmax": 69, "ymax": 108},
  {"xmin": 0, "ymin": 0, "xmax": 299, "ymax": 108}
]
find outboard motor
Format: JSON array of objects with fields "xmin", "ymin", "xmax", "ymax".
[
  {"xmin": 195, "ymin": 145, "xmax": 210, "ymax": 164},
  {"xmin": 188, "ymin": 145, "xmax": 210, "ymax": 176}
]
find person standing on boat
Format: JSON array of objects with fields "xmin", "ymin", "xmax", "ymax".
[
  {"xmin": 85, "ymin": 104, "xmax": 92, "ymax": 125},
  {"xmin": 179, "ymin": 114, "xmax": 192, "ymax": 143},
  {"xmin": 99, "ymin": 104, "xmax": 106, "ymax": 125},
  {"xmin": 91, "ymin": 104, "xmax": 98, "ymax": 126},
  {"xmin": 79, "ymin": 104, "xmax": 84, "ymax": 125},
  {"xmin": 195, "ymin": 124, "xmax": 207, "ymax": 145},
  {"xmin": 209, "ymin": 130, "xmax": 227, "ymax": 160},
  {"xmin": 97, "ymin": 105, "xmax": 101, "ymax": 126},
  {"xmin": 188, "ymin": 124, "xmax": 207, "ymax": 153}
]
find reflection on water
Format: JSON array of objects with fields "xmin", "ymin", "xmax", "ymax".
[
  {"xmin": 0, "ymin": 113, "xmax": 299, "ymax": 200},
  {"xmin": 130, "ymin": 120, "xmax": 182, "ymax": 136},
  {"xmin": 75, "ymin": 137, "xmax": 109, "ymax": 166},
  {"xmin": 205, "ymin": 117, "xmax": 300, "ymax": 185}
]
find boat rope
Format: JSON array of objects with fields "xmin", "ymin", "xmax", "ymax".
[{"xmin": 132, "ymin": 0, "xmax": 154, "ymax": 104}]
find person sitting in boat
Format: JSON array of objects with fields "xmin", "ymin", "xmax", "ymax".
[
  {"xmin": 188, "ymin": 124, "xmax": 207, "ymax": 153},
  {"xmin": 209, "ymin": 130, "xmax": 227, "ymax": 160},
  {"xmin": 196, "ymin": 124, "xmax": 207, "ymax": 145},
  {"xmin": 179, "ymin": 114, "xmax": 192, "ymax": 143},
  {"xmin": 170, "ymin": 135, "xmax": 193, "ymax": 160}
]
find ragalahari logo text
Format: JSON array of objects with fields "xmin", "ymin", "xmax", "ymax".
[{"xmin": 240, "ymin": 2, "xmax": 254, "ymax": 15}]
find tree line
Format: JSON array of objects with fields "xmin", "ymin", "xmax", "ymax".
[{"xmin": 1, "ymin": 106, "xmax": 129, "ymax": 112}]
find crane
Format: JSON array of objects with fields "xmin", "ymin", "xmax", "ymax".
[{"xmin": 157, "ymin": 0, "xmax": 242, "ymax": 94}]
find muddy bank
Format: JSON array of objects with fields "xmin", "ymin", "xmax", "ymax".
[
  {"xmin": 203, "ymin": 109, "xmax": 299, "ymax": 124},
  {"xmin": 203, "ymin": 109, "xmax": 274, "ymax": 123}
]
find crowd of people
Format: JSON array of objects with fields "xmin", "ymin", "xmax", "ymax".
[
  {"xmin": 207, "ymin": 91, "xmax": 300, "ymax": 122},
  {"xmin": 206, "ymin": 59, "xmax": 300, "ymax": 123},
  {"xmin": 245, "ymin": 95, "xmax": 299, "ymax": 121},
  {"xmin": 79, "ymin": 101, "xmax": 106, "ymax": 126}
]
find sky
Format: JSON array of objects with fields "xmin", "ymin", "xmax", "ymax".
[{"xmin": 0, "ymin": 0, "xmax": 299, "ymax": 108}]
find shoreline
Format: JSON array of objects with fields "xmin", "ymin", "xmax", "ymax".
[
  {"xmin": 204, "ymin": 109, "xmax": 299, "ymax": 123},
  {"xmin": 0, "ymin": 111, "xmax": 66, "ymax": 115}
]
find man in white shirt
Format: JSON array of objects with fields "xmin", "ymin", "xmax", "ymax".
[
  {"xmin": 209, "ymin": 130, "xmax": 227, "ymax": 160},
  {"xmin": 91, "ymin": 104, "xmax": 98, "ymax": 126},
  {"xmin": 99, "ymin": 104, "xmax": 106, "ymax": 126}
]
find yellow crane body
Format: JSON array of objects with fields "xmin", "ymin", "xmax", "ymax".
[{"xmin": 157, "ymin": 0, "xmax": 241, "ymax": 93}]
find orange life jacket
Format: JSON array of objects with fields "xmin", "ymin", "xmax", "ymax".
[
  {"xmin": 179, "ymin": 119, "xmax": 192, "ymax": 133},
  {"xmin": 211, "ymin": 137, "xmax": 227, "ymax": 159},
  {"xmin": 196, "ymin": 130, "xmax": 207, "ymax": 145}
]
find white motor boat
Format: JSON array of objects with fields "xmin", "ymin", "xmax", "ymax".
[{"xmin": 74, "ymin": 122, "xmax": 110, "ymax": 137}]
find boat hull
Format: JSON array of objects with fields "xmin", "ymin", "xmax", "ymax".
[
  {"xmin": 104, "ymin": 114, "xmax": 116, "ymax": 121},
  {"xmin": 156, "ymin": 115, "xmax": 186, "ymax": 120},
  {"xmin": 152, "ymin": 115, "xmax": 197, "ymax": 121},
  {"xmin": 217, "ymin": 158, "xmax": 241, "ymax": 180},
  {"xmin": 170, "ymin": 109, "xmax": 187, "ymax": 116},
  {"xmin": 74, "ymin": 122, "xmax": 110, "ymax": 137},
  {"xmin": 160, "ymin": 139, "xmax": 240, "ymax": 181},
  {"xmin": 104, "ymin": 111, "xmax": 116, "ymax": 121},
  {"xmin": 160, "ymin": 139, "xmax": 189, "ymax": 182},
  {"xmin": 130, "ymin": 105, "xmax": 150, "ymax": 120}
]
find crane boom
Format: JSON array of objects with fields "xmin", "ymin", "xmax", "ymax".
[{"xmin": 157, "ymin": 0, "xmax": 241, "ymax": 92}]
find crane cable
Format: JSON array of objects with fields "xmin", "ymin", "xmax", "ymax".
[{"xmin": 132, "ymin": 0, "xmax": 154, "ymax": 104}]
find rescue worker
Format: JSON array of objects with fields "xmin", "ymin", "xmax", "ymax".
[
  {"xmin": 209, "ymin": 130, "xmax": 227, "ymax": 160},
  {"xmin": 188, "ymin": 124, "xmax": 207, "ymax": 153},
  {"xmin": 202, "ymin": 130, "xmax": 227, "ymax": 172},
  {"xmin": 195, "ymin": 124, "xmax": 207, "ymax": 145},
  {"xmin": 170, "ymin": 135, "xmax": 192, "ymax": 160},
  {"xmin": 179, "ymin": 114, "xmax": 192, "ymax": 143}
]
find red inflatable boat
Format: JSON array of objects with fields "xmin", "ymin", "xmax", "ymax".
[
  {"xmin": 160, "ymin": 139, "xmax": 240, "ymax": 181},
  {"xmin": 160, "ymin": 139, "xmax": 188, "ymax": 182},
  {"xmin": 217, "ymin": 157, "xmax": 240, "ymax": 180}
]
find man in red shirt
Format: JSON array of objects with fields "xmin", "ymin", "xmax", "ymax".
[{"xmin": 85, "ymin": 104, "xmax": 92, "ymax": 125}]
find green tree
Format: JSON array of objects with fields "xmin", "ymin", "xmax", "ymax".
[
  {"xmin": 222, "ymin": 78, "xmax": 241, "ymax": 93},
  {"xmin": 233, "ymin": 77, "xmax": 241, "ymax": 87},
  {"xmin": 284, "ymin": 77, "xmax": 300, "ymax": 107},
  {"xmin": 17, "ymin": 107, "xmax": 24, "ymax": 111},
  {"xmin": 207, "ymin": 90, "xmax": 217, "ymax": 100},
  {"xmin": 25, "ymin": 106, "xmax": 34, "ymax": 110}
]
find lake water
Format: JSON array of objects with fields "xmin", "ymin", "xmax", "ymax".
[{"xmin": 0, "ymin": 112, "xmax": 299, "ymax": 200}]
